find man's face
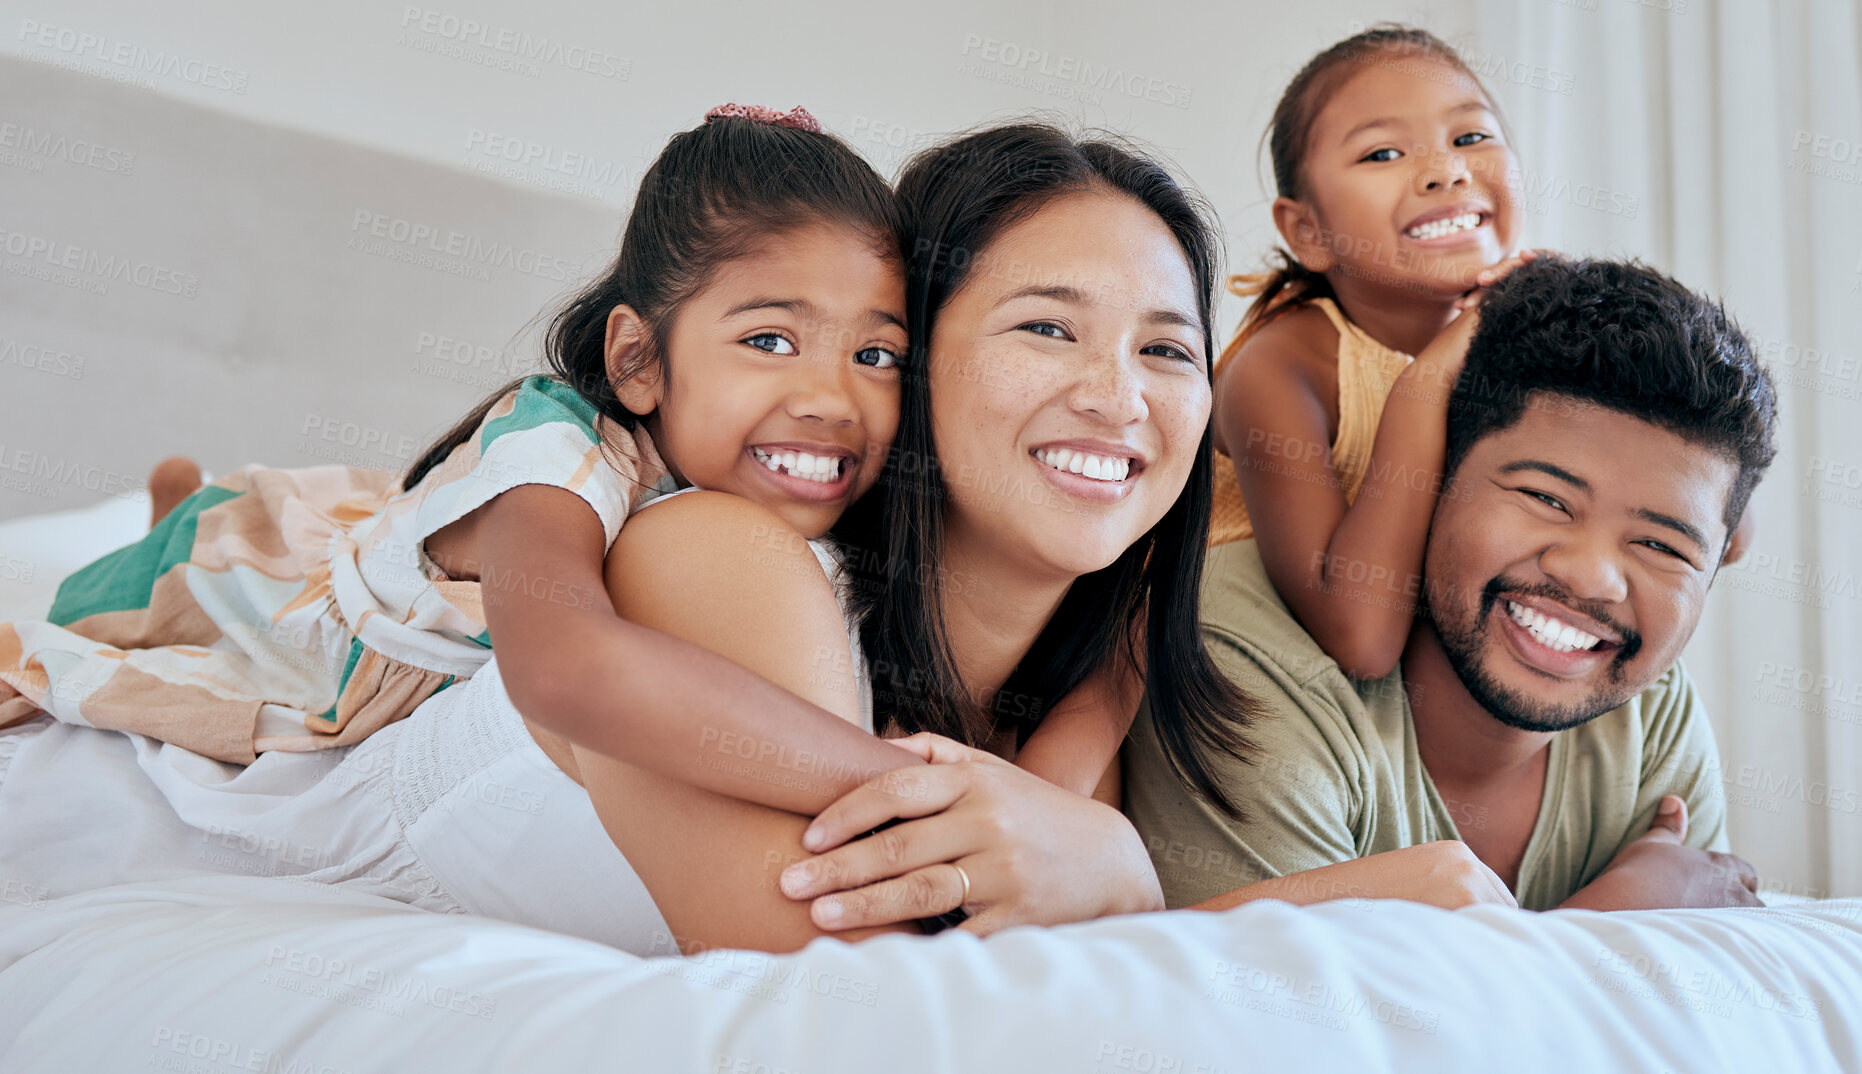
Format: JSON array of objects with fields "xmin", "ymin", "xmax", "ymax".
[{"xmin": 1423, "ymin": 395, "xmax": 1738, "ymax": 733}]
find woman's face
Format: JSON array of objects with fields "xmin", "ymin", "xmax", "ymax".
[{"xmin": 927, "ymin": 189, "xmax": 1210, "ymax": 579}]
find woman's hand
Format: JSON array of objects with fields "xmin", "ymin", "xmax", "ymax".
[{"xmin": 778, "ymin": 733, "xmax": 1165, "ymax": 936}]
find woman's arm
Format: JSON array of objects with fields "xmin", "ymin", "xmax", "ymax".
[
  {"xmin": 467, "ymin": 483, "xmax": 925, "ymax": 815},
  {"xmin": 565, "ymin": 490, "xmax": 920, "ymax": 953},
  {"xmin": 1013, "ymin": 633, "xmax": 1145, "ymax": 801},
  {"xmin": 783, "ymin": 753, "xmax": 1512, "ymax": 932}
]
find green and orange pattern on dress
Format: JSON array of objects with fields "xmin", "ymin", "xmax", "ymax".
[{"xmin": 0, "ymin": 376, "xmax": 673, "ymax": 763}]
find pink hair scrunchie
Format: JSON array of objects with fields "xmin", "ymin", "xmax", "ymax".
[{"xmin": 704, "ymin": 102, "xmax": 822, "ymax": 133}]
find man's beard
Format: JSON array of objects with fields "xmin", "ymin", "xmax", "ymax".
[{"xmin": 1431, "ymin": 576, "xmax": 1643, "ymax": 733}]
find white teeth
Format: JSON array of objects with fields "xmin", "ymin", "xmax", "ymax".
[
  {"xmin": 1406, "ymin": 212, "xmax": 1484, "ymax": 241},
  {"xmin": 1506, "ymin": 600, "xmax": 1602, "ymax": 654},
  {"xmin": 1035, "ymin": 448, "xmax": 1132, "ymax": 483},
  {"xmin": 752, "ymin": 448, "xmax": 844, "ymax": 483}
]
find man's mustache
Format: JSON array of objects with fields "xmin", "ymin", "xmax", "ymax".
[{"xmin": 1477, "ymin": 575, "xmax": 1643, "ymax": 665}]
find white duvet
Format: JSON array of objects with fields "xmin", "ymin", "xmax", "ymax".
[
  {"xmin": 4, "ymin": 496, "xmax": 1862, "ymax": 1073},
  {"xmin": 1, "ymin": 874, "xmax": 1858, "ymax": 1073}
]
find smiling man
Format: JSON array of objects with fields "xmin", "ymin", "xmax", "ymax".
[{"xmin": 1124, "ymin": 257, "xmax": 1780, "ymax": 911}]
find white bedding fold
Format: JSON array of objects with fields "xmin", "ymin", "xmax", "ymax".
[{"xmin": 1, "ymin": 875, "xmax": 1856, "ymax": 1073}]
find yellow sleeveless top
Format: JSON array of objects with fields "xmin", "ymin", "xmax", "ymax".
[{"xmin": 1208, "ymin": 295, "xmax": 1413, "ymax": 548}]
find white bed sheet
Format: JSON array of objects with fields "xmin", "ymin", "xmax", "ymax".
[
  {"xmin": 5, "ymin": 487, "xmax": 1861, "ymax": 1071},
  {"xmin": 0, "ymin": 489, "xmax": 152, "ymax": 623},
  {"xmin": 1, "ymin": 875, "xmax": 1858, "ymax": 1073}
]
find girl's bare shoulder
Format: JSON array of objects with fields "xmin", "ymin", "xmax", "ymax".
[
  {"xmin": 606, "ymin": 491, "xmax": 828, "ymax": 597},
  {"xmin": 1219, "ymin": 303, "xmax": 1342, "ymax": 422}
]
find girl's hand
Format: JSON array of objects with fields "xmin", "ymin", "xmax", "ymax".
[
  {"xmin": 1417, "ymin": 250, "xmax": 1546, "ymax": 383},
  {"xmin": 778, "ymin": 732, "xmax": 1164, "ymax": 936},
  {"xmin": 1453, "ymin": 247, "xmax": 1544, "ymax": 310}
]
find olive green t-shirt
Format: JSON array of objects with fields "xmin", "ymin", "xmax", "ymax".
[{"xmin": 1122, "ymin": 539, "xmax": 1729, "ymax": 912}]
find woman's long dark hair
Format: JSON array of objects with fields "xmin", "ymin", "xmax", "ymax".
[
  {"xmin": 838, "ymin": 123, "xmax": 1262, "ymax": 818},
  {"xmin": 402, "ymin": 114, "xmax": 904, "ymax": 491}
]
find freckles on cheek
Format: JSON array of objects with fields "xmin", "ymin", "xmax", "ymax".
[{"xmin": 1157, "ymin": 387, "xmax": 1209, "ymax": 452}]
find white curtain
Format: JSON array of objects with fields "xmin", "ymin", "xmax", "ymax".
[{"xmin": 1471, "ymin": 0, "xmax": 1862, "ymax": 896}]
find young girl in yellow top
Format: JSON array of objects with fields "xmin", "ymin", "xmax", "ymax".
[
  {"xmin": 1211, "ymin": 27, "xmax": 1541, "ymax": 680},
  {"xmin": 1213, "ymin": 27, "xmax": 1754, "ymax": 681}
]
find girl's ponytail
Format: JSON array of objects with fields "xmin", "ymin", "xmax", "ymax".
[{"xmin": 1215, "ymin": 253, "xmax": 1337, "ymax": 371}]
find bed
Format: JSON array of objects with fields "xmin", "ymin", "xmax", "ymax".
[
  {"xmin": 2, "ymin": 875, "xmax": 1859, "ymax": 1072},
  {"xmin": 2, "ymin": 496, "xmax": 1860, "ymax": 1073}
]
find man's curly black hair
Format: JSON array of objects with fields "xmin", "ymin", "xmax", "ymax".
[{"xmin": 1445, "ymin": 256, "xmax": 1779, "ymax": 551}]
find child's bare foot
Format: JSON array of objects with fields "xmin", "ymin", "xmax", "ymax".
[{"xmin": 149, "ymin": 456, "xmax": 203, "ymax": 528}]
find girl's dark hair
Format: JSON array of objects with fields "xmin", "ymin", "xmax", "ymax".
[
  {"xmin": 402, "ymin": 115, "xmax": 905, "ymax": 490},
  {"xmin": 1224, "ymin": 25, "xmax": 1504, "ymax": 356},
  {"xmin": 838, "ymin": 122, "xmax": 1262, "ymax": 818}
]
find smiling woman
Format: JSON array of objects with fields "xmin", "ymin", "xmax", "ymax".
[
  {"xmin": 763, "ymin": 124, "xmax": 1521, "ymax": 937},
  {"xmin": 840, "ymin": 124, "xmax": 1261, "ymax": 813},
  {"xmin": 556, "ymin": 124, "xmax": 1267, "ymax": 949}
]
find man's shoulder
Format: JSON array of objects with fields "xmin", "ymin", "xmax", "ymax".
[
  {"xmin": 1192, "ymin": 540, "xmax": 1406, "ymax": 772},
  {"xmin": 1200, "ymin": 539, "xmax": 1350, "ymax": 693},
  {"xmin": 1564, "ymin": 658, "xmax": 1712, "ymax": 801}
]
